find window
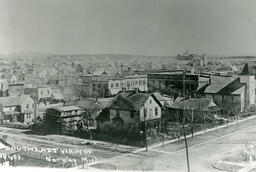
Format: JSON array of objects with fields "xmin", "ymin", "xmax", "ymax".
[
  {"xmin": 144, "ymin": 108, "xmax": 147, "ymax": 118},
  {"xmin": 111, "ymin": 83, "xmax": 114, "ymax": 88},
  {"xmin": 150, "ymin": 99, "xmax": 152, "ymax": 104},
  {"xmin": 130, "ymin": 112, "xmax": 134, "ymax": 119},
  {"xmin": 155, "ymin": 107, "xmax": 158, "ymax": 116},
  {"xmin": 1, "ymin": 83, "xmax": 3, "ymax": 90},
  {"xmin": 135, "ymin": 80, "xmax": 138, "ymax": 85},
  {"xmin": 139, "ymin": 80, "xmax": 142, "ymax": 85},
  {"xmin": 116, "ymin": 110, "xmax": 120, "ymax": 117},
  {"xmin": 26, "ymin": 104, "xmax": 29, "ymax": 109},
  {"xmin": 41, "ymin": 90, "xmax": 43, "ymax": 95},
  {"xmin": 115, "ymin": 83, "xmax": 119, "ymax": 87},
  {"xmin": 143, "ymin": 80, "xmax": 146, "ymax": 85},
  {"xmin": 47, "ymin": 90, "xmax": 50, "ymax": 95}
]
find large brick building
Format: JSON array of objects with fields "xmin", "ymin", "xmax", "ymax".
[{"xmin": 147, "ymin": 72, "xmax": 199, "ymax": 98}]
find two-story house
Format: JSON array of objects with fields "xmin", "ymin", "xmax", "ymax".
[
  {"xmin": 0, "ymin": 95, "xmax": 35, "ymax": 124},
  {"xmin": 108, "ymin": 91, "xmax": 162, "ymax": 130}
]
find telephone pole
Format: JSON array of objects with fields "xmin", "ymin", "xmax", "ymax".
[
  {"xmin": 144, "ymin": 110, "xmax": 148, "ymax": 151},
  {"xmin": 182, "ymin": 69, "xmax": 190, "ymax": 172}
]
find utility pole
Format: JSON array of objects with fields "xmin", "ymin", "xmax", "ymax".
[
  {"xmin": 182, "ymin": 70, "xmax": 190, "ymax": 172},
  {"xmin": 191, "ymin": 106, "xmax": 194, "ymax": 139},
  {"xmin": 87, "ymin": 117, "xmax": 92, "ymax": 142},
  {"xmin": 144, "ymin": 107, "xmax": 148, "ymax": 152}
]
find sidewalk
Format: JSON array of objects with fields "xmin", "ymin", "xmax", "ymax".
[{"xmin": 134, "ymin": 114, "xmax": 256, "ymax": 153}]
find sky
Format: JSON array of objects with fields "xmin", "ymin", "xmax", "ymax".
[{"xmin": 0, "ymin": 0, "xmax": 256, "ymax": 56}]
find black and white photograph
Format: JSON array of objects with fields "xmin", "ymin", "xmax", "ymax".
[{"xmin": 0, "ymin": 0, "xmax": 256, "ymax": 171}]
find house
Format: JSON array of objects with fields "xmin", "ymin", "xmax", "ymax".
[
  {"xmin": 0, "ymin": 95, "xmax": 35, "ymax": 124},
  {"xmin": 166, "ymin": 98, "xmax": 220, "ymax": 125},
  {"xmin": 45, "ymin": 105, "xmax": 83, "ymax": 135},
  {"xmin": 107, "ymin": 90, "xmax": 163, "ymax": 130},
  {"xmin": 196, "ymin": 64, "xmax": 255, "ymax": 113},
  {"xmin": 24, "ymin": 85, "xmax": 52, "ymax": 104},
  {"xmin": 169, "ymin": 98, "xmax": 219, "ymax": 114},
  {"xmin": 197, "ymin": 75, "xmax": 245, "ymax": 112}
]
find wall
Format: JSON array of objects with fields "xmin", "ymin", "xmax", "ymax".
[
  {"xmin": 147, "ymin": 73, "xmax": 199, "ymax": 98},
  {"xmin": 108, "ymin": 76, "xmax": 147, "ymax": 95},
  {"xmin": 109, "ymin": 109, "xmax": 138, "ymax": 127},
  {"xmin": 240, "ymin": 75, "xmax": 255, "ymax": 107},
  {"xmin": 38, "ymin": 87, "xmax": 52, "ymax": 99},
  {"xmin": 139, "ymin": 96, "xmax": 161, "ymax": 121}
]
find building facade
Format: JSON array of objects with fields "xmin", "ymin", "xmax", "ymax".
[
  {"xmin": 108, "ymin": 75, "xmax": 147, "ymax": 95},
  {"xmin": 147, "ymin": 72, "xmax": 199, "ymax": 98}
]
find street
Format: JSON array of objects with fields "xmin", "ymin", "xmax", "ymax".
[
  {"xmin": 98, "ymin": 117, "xmax": 256, "ymax": 171},
  {"xmin": 1, "ymin": 116, "xmax": 256, "ymax": 171}
]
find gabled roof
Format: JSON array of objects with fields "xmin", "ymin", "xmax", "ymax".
[
  {"xmin": 0, "ymin": 95, "xmax": 33, "ymax": 107},
  {"xmin": 109, "ymin": 91, "xmax": 162, "ymax": 111},
  {"xmin": 204, "ymin": 76, "xmax": 238, "ymax": 94},
  {"xmin": 152, "ymin": 92, "xmax": 166, "ymax": 101},
  {"xmin": 152, "ymin": 92, "xmax": 174, "ymax": 106},
  {"xmin": 127, "ymin": 93, "xmax": 151, "ymax": 111},
  {"xmin": 109, "ymin": 93, "xmax": 135, "ymax": 111},
  {"xmin": 169, "ymin": 98, "xmax": 218, "ymax": 111}
]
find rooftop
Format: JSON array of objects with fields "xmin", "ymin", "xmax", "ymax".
[
  {"xmin": 169, "ymin": 98, "xmax": 219, "ymax": 111},
  {"xmin": 55, "ymin": 105, "xmax": 81, "ymax": 112},
  {"xmin": 204, "ymin": 76, "xmax": 238, "ymax": 94},
  {"xmin": 110, "ymin": 91, "xmax": 162, "ymax": 111},
  {"xmin": 0, "ymin": 94, "xmax": 33, "ymax": 107}
]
